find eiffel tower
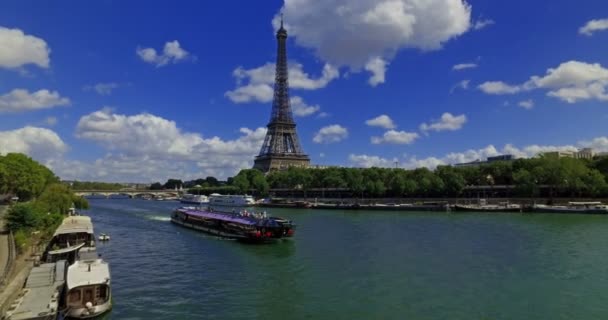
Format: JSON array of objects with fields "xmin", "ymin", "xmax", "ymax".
[{"xmin": 253, "ymin": 17, "xmax": 310, "ymax": 173}]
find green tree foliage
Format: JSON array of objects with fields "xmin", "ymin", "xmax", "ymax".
[
  {"xmin": 37, "ymin": 183, "xmax": 76, "ymax": 215},
  {"xmin": 1, "ymin": 153, "xmax": 89, "ymax": 248},
  {"xmin": 6, "ymin": 203, "xmax": 44, "ymax": 231},
  {"xmin": 163, "ymin": 179, "xmax": 183, "ymax": 189},
  {"xmin": 0, "ymin": 153, "xmax": 58, "ymax": 200},
  {"xmin": 149, "ymin": 182, "xmax": 164, "ymax": 190},
  {"xmin": 232, "ymin": 169, "xmax": 269, "ymax": 195}
]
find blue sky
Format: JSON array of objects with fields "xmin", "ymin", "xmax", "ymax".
[{"xmin": 1, "ymin": 0, "xmax": 608, "ymax": 182}]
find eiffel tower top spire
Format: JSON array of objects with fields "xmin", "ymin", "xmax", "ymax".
[
  {"xmin": 253, "ymin": 16, "xmax": 310, "ymax": 173},
  {"xmin": 269, "ymin": 13, "xmax": 293, "ymax": 125}
]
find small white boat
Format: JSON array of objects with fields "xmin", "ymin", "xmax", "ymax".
[
  {"xmin": 179, "ymin": 194, "xmax": 209, "ymax": 205},
  {"xmin": 532, "ymin": 202, "xmax": 608, "ymax": 214},
  {"xmin": 98, "ymin": 233, "xmax": 110, "ymax": 241},
  {"xmin": 209, "ymin": 194, "xmax": 255, "ymax": 207}
]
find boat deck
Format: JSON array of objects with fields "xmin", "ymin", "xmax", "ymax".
[{"xmin": 4, "ymin": 261, "xmax": 66, "ymax": 320}]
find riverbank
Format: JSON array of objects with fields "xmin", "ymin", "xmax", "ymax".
[{"xmin": 257, "ymin": 197, "xmax": 608, "ymax": 212}]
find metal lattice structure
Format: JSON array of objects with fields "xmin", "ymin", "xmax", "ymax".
[{"xmin": 253, "ymin": 18, "xmax": 310, "ymax": 173}]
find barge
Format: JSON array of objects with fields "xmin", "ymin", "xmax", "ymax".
[{"xmin": 171, "ymin": 207, "xmax": 295, "ymax": 243}]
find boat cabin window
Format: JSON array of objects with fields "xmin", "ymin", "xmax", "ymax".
[
  {"xmin": 68, "ymin": 289, "xmax": 81, "ymax": 304},
  {"xmin": 68, "ymin": 285, "xmax": 110, "ymax": 307}
]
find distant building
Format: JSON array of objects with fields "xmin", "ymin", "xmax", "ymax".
[
  {"xmin": 541, "ymin": 148, "xmax": 594, "ymax": 160},
  {"xmin": 454, "ymin": 154, "xmax": 514, "ymax": 167},
  {"xmin": 487, "ymin": 155, "xmax": 514, "ymax": 162},
  {"xmin": 575, "ymin": 148, "xmax": 594, "ymax": 159},
  {"xmin": 454, "ymin": 159, "xmax": 484, "ymax": 167}
]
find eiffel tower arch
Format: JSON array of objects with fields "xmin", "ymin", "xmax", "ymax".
[{"xmin": 253, "ymin": 18, "xmax": 310, "ymax": 173}]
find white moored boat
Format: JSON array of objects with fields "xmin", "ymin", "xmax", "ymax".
[
  {"xmin": 98, "ymin": 233, "xmax": 110, "ymax": 241},
  {"xmin": 44, "ymin": 216, "xmax": 96, "ymax": 264},
  {"xmin": 532, "ymin": 201, "xmax": 608, "ymax": 214},
  {"xmin": 179, "ymin": 194, "xmax": 209, "ymax": 205},
  {"xmin": 64, "ymin": 257, "xmax": 112, "ymax": 319},
  {"xmin": 209, "ymin": 194, "xmax": 255, "ymax": 207}
]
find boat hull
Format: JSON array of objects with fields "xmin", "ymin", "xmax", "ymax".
[
  {"xmin": 64, "ymin": 301, "xmax": 112, "ymax": 319},
  {"xmin": 170, "ymin": 217, "xmax": 278, "ymax": 243},
  {"xmin": 453, "ymin": 205, "xmax": 522, "ymax": 213},
  {"xmin": 531, "ymin": 207, "xmax": 608, "ymax": 214}
]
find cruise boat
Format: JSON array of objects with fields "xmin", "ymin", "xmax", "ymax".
[
  {"xmin": 532, "ymin": 201, "xmax": 608, "ymax": 214},
  {"xmin": 3, "ymin": 260, "xmax": 66, "ymax": 320},
  {"xmin": 63, "ymin": 253, "xmax": 112, "ymax": 319},
  {"xmin": 171, "ymin": 207, "xmax": 295, "ymax": 243},
  {"xmin": 209, "ymin": 194, "xmax": 255, "ymax": 207},
  {"xmin": 179, "ymin": 194, "xmax": 209, "ymax": 205}
]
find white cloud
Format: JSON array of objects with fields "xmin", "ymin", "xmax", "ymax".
[
  {"xmin": 472, "ymin": 18, "xmax": 494, "ymax": 30},
  {"xmin": 313, "ymin": 124, "xmax": 348, "ymax": 144},
  {"xmin": 84, "ymin": 82, "xmax": 119, "ymax": 95},
  {"xmin": 365, "ymin": 114, "xmax": 396, "ymax": 129},
  {"xmin": 419, "ymin": 113, "xmax": 467, "ymax": 132},
  {"xmin": 478, "ymin": 81, "xmax": 522, "ymax": 94},
  {"xmin": 479, "ymin": 61, "xmax": 608, "ymax": 103},
  {"xmin": 579, "ymin": 18, "xmax": 608, "ymax": 36},
  {"xmin": 69, "ymin": 108, "xmax": 270, "ymax": 181},
  {"xmin": 44, "ymin": 116, "xmax": 58, "ymax": 126},
  {"xmin": 350, "ymin": 136, "xmax": 608, "ymax": 171},
  {"xmin": 450, "ymin": 79, "xmax": 470, "ymax": 93},
  {"xmin": 0, "ymin": 126, "xmax": 67, "ymax": 161},
  {"xmin": 0, "ymin": 89, "xmax": 70, "ymax": 113},
  {"xmin": 290, "ymin": 96, "xmax": 320, "ymax": 117},
  {"xmin": 518, "ymin": 99, "xmax": 534, "ymax": 109},
  {"xmin": 348, "ymin": 154, "xmax": 397, "ymax": 168},
  {"xmin": 226, "ymin": 62, "xmax": 339, "ymax": 103},
  {"xmin": 371, "ymin": 130, "xmax": 419, "ymax": 145},
  {"xmin": 225, "ymin": 84, "xmax": 274, "ymax": 103},
  {"xmin": 365, "ymin": 57, "xmax": 388, "ymax": 86},
  {"xmin": 275, "ymin": 0, "xmax": 471, "ymax": 83},
  {"xmin": 136, "ymin": 40, "xmax": 192, "ymax": 67},
  {"xmin": 452, "ymin": 63, "xmax": 477, "ymax": 71},
  {"xmin": 0, "ymin": 26, "xmax": 50, "ymax": 69}
]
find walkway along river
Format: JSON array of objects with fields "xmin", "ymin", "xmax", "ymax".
[{"xmin": 87, "ymin": 198, "xmax": 608, "ymax": 320}]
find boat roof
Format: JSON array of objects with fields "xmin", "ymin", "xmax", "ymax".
[
  {"xmin": 54, "ymin": 216, "xmax": 94, "ymax": 236},
  {"xmin": 5, "ymin": 261, "xmax": 66, "ymax": 320},
  {"xmin": 178, "ymin": 208, "xmax": 259, "ymax": 226},
  {"xmin": 46, "ymin": 242, "xmax": 85, "ymax": 255},
  {"xmin": 67, "ymin": 259, "xmax": 111, "ymax": 289}
]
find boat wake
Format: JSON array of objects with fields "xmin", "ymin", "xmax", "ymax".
[{"xmin": 146, "ymin": 215, "xmax": 171, "ymax": 222}]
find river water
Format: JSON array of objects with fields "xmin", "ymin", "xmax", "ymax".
[{"xmin": 86, "ymin": 198, "xmax": 608, "ymax": 320}]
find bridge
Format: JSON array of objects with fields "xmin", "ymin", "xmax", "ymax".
[{"xmin": 73, "ymin": 189, "xmax": 182, "ymax": 199}]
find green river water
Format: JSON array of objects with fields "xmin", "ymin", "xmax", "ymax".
[{"xmin": 87, "ymin": 198, "xmax": 608, "ymax": 319}]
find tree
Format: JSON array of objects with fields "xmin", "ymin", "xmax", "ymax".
[
  {"xmin": 149, "ymin": 182, "xmax": 164, "ymax": 190},
  {"xmin": 163, "ymin": 179, "xmax": 183, "ymax": 189},
  {"xmin": 344, "ymin": 169, "xmax": 365, "ymax": 197},
  {"xmin": 232, "ymin": 173, "xmax": 250, "ymax": 194},
  {"xmin": 37, "ymin": 183, "xmax": 75, "ymax": 215},
  {"xmin": 252, "ymin": 174, "xmax": 270, "ymax": 196},
  {"xmin": 6, "ymin": 203, "xmax": 44, "ymax": 232},
  {"xmin": 205, "ymin": 176, "xmax": 219, "ymax": 187},
  {"xmin": 436, "ymin": 166, "xmax": 465, "ymax": 196}
]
